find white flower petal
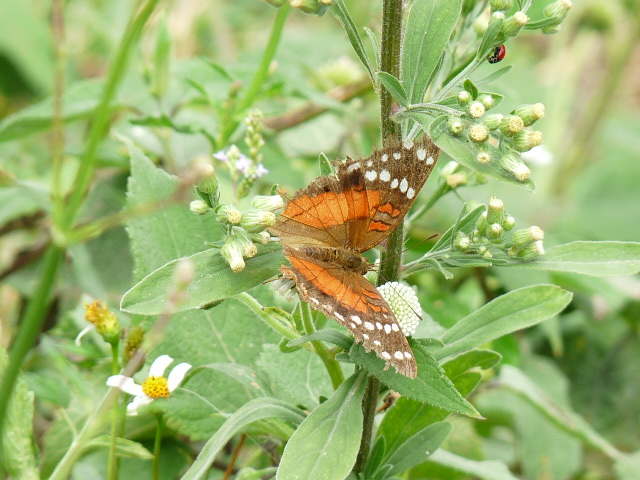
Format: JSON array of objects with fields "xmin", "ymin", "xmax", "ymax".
[
  {"xmin": 75, "ymin": 325, "xmax": 95, "ymax": 346},
  {"xmin": 149, "ymin": 355, "xmax": 173, "ymax": 377},
  {"xmin": 107, "ymin": 375, "xmax": 144, "ymax": 397},
  {"xmin": 126, "ymin": 395, "xmax": 153, "ymax": 416},
  {"xmin": 167, "ymin": 363, "xmax": 192, "ymax": 392}
]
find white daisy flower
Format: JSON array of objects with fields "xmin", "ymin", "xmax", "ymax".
[{"xmin": 106, "ymin": 355, "xmax": 191, "ymax": 416}]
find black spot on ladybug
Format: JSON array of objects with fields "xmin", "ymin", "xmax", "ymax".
[{"xmin": 487, "ymin": 45, "xmax": 506, "ymax": 64}]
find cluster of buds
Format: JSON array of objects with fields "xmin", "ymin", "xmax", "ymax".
[
  {"xmin": 377, "ymin": 282, "xmax": 422, "ymax": 337},
  {"xmin": 213, "ymin": 143, "xmax": 269, "ymax": 201},
  {"xmin": 217, "ymin": 194, "xmax": 283, "ymax": 272},
  {"xmin": 263, "ymin": 0, "xmax": 332, "ymax": 15},
  {"xmin": 81, "ymin": 300, "xmax": 122, "ymax": 346},
  {"xmin": 448, "ymin": 91, "xmax": 545, "ymax": 182},
  {"xmin": 453, "ymin": 198, "xmax": 544, "ymax": 261}
]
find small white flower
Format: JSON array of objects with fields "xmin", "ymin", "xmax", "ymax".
[
  {"xmin": 378, "ymin": 282, "xmax": 422, "ymax": 336},
  {"xmin": 521, "ymin": 145, "xmax": 553, "ymax": 166},
  {"xmin": 106, "ymin": 355, "xmax": 191, "ymax": 416}
]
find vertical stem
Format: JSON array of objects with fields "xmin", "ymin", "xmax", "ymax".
[
  {"xmin": 355, "ymin": 0, "xmax": 405, "ymax": 474},
  {"xmin": 107, "ymin": 343, "xmax": 121, "ymax": 480},
  {"xmin": 153, "ymin": 414, "xmax": 164, "ymax": 480}
]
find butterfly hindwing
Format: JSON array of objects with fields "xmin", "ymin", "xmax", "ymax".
[{"xmin": 283, "ymin": 246, "xmax": 417, "ymax": 378}]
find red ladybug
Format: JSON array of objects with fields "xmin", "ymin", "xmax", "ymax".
[{"xmin": 487, "ymin": 45, "xmax": 506, "ymax": 64}]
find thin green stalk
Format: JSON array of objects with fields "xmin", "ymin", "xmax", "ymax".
[
  {"xmin": 58, "ymin": 0, "xmax": 160, "ymax": 232},
  {"xmin": 219, "ymin": 4, "xmax": 290, "ymax": 145},
  {"xmin": 299, "ymin": 301, "xmax": 344, "ymax": 390},
  {"xmin": 233, "ymin": 292, "xmax": 300, "ymax": 342},
  {"xmin": 0, "ymin": 246, "xmax": 64, "ymax": 443},
  {"xmin": 153, "ymin": 414, "xmax": 164, "ymax": 480},
  {"xmin": 354, "ymin": 0, "xmax": 404, "ymax": 474},
  {"xmin": 107, "ymin": 343, "xmax": 120, "ymax": 480}
]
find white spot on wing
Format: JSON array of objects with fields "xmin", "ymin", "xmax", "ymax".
[
  {"xmin": 391, "ymin": 324, "xmax": 399, "ymax": 332},
  {"xmin": 393, "ymin": 152, "xmax": 401, "ymax": 160},
  {"xmin": 346, "ymin": 163, "xmax": 360, "ymax": 173},
  {"xmin": 403, "ymin": 140, "xmax": 414, "ymax": 149},
  {"xmin": 407, "ymin": 187, "xmax": 415, "ymax": 199},
  {"xmin": 381, "ymin": 351, "xmax": 391, "ymax": 360},
  {"xmin": 381, "ymin": 154, "xmax": 389, "ymax": 162},
  {"xmin": 376, "ymin": 322, "xmax": 383, "ymax": 330},
  {"xmin": 363, "ymin": 334, "xmax": 369, "ymax": 340},
  {"xmin": 366, "ymin": 160, "xmax": 373, "ymax": 167},
  {"xmin": 417, "ymin": 148, "xmax": 427, "ymax": 161},
  {"xmin": 351, "ymin": 315, "xmax": 362, "ymax": 325},
  {"xmin": 384, "ymin": 324, "xmax": 391, "ymax": 334},
  {"xmin": 400, "ymin": 178, "xmax": 408, "ymax": 193},
  {"xmin": 380, "ymin": 170, "xmax": 390, "ymax": 182},
  {"xmin": 364, "ymin": 321, "xmax": 375, "ymax": 331},
  {"xmin": 365, "ymin": 170, "xmax": 377, "ymax": 181},
  {"xmin": 335, "ymin": 312, "xmax": 344, "ymax": 321},
  {"xmin": 426, "ymin": 156, "xmax": 434, "ymax": 165},
  {"xmin": 391, "ymin": 179, "xmax": 399, "ymax": 188},
  {"xmin": 404, "ymin": 351, "xmax": 413, "ymax": 359},
  {"xmin": 394, "ymin": 351, "xmax": 404, "ymax": 360}
]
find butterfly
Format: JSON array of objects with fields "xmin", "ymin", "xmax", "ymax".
[{"xmin": 270, "ymin": 137, "xmax": 440, "ymax": 378}]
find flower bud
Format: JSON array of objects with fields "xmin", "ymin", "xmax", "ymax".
[
  {"xmin": 454, "ymin": 232, "xmax": 471, "ymax": 251},
  {"xmin": 483, "ymin": 113, "xmax": 504, "ymax": 130},
  {"xmin": 448, "ymin": 117, "xmax": 465, "ymax": 135},
  {"xmin": 491, "ymin": 11, "xmax": 506, "ymax": 22},
  {"xmin": 469, "ymin": 125, "xmax": 489, "ymax": 143},
  {"xmin": 84, "ymin": 300, "xmax": 122, "ymax": 346},
  {"xmin": 512, "ymin": 103, "xmax": 545, "ymax": 126},
  {"xmin": 220, "ymin": 238, "xmax": 246, "ymax": 272},
  {"xmin": 502, "ymin": 215, "xmax": 516, "ymax": 231},
  {"xmin": 190, "ymin": 200, "xmax": 211, "ymax": 216},
  {"xmin": 487, "ymin": 197, "xmax": 505, "ymax": 225},
  {"xmin": 123, "ymin": 326, "xmax": 144, "ymax": 363},
  {"xmin": 482, "ymin": 249, "xmax": 494, "ymax": 259},
  {"xmin": 490, "ymin": 0, "xmax": 513, "ymax": 11},
  {"xmin": 544, "ymin": 0, "xmax": 572, "ymax": 26},
  {"xmin": 457, "ymin": 90, "xmax": 472, "ymax": 106},
  {"xmin": 542, "ymin": 24, "xmax": 562, "ymax": 34},
  {"xmin": 240, "ymin": 208, "xmax": 277, "ymax": 233},
  {"xmin": 476, "ymin": 150, "xmax": 492, "ymax": 164},
  {"xmin": 473, "ymin": 14, "xmax": 489, "ymax": 35},
  {"xmin": 513, "ymin": 226, "xmax": 544, "ymax": 247},
  {"xmin": 468, "ymin": 101, "xmax": 485, "ymax": 118},
  {"xmin": 487, "ymin": 223, "xmax": 503, "ymax": 242},
  {"xmin": 251, "ymin": 195, "xmax": 284, "ymax": 212},
  {"xmin": 446, "ymin": 171, "xmax": 469, "ymax": 188},
  {"xmin": 216, "ymin": 204, "xmax": 242, "ymax": 224},
  {"xmin": 503, "ymin": 11, "xmax": 529, "ymax": 37},
  {"xmin": 513, "ymin": 128, "xmax": 543, "ymax": 152},
  {"xmin": 243, "ymin": 242, "xmax": 258, "ymax": 259},
  {"xmin": 476, "ymin": 211, "xmax": 489, "ymax": 235},
  {"xmin": 479, "ymin": 94, "xmax": 495, "ymax": 109},
  {"xmin": 500, "ymin": 151, "xmax": 531, "ymax": 182},
  {"xmin": 515, "ymin": 240, "xmax": 545, "ymax": 260},
  {"xmin": 250, "ymin": 231, "xmax": 271, "ymax": 245},
  {"xmin": 499, "ymin": 115, "xmax": 525, "ymax": 136}
]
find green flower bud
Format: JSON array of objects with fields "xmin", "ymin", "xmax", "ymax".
[
  {"xmin": 85, "ymin": 300, "xmax": 122, "ymax": 346},
  {"xmin": 250, "ymin": 231, "xmax": 271, "ymax": 245},
  {"xmin": 542, "ymin": 24, "xmax": 562, "ymax": 34},
  {"xmin": 240, "ymin": 208, "xmax": 277, "ymax": 233},
  {"xmin": 473, "ymin": 14, "xmax": 489, "ymax": 35},
  {"xmin": 457, "ymin": 90, "xmax": 472, "ymax": 106},
  {"xmin": 513, "ymin": 226, "xmax": 544, "ymax": 247},
  {"xmin": 469, "ymin": 125, "xmax": 489, "ymax": 143},
  {"xmin": 290, "ymin": 0, "xmax": 330, "ymax": 14},
  {"xmin": 484, "ymin": 113, "xmax": 504, "ymax": 130},
  {"xmin": 487, "ymin": 197, "xmax": 505, "ymax": 225},
  {"xmin": 482, "ymin": 249, "xmax": 494, "ymax": 259},
  {"xmin": 479, "ymin": 94, "xmax": 495, "ymax": 109},
  {"xmin": 476, "ymin": 211, "xmax": 489, "ymax": 235},
  {"xmin": 477, "ymin": 245, "xmax": 489, "ymax": 255},
  {"xmin": 513, "ymin": 128, "xmax": 543, "ymax": 152},
  {"xmin": 499, "ymin": 115, "xmax": 525, "ymax": 136},
  {"xmin": 446, "ymin": 171, "xmax": 469, "ymax": 188},
  {"xmin": 468, "ymin": 101, "xmax": 486, "ymax": 118},
  {"xmin": 512, "ymin": 103, "xmax": 545, "ymax": 126},
  {"xmin": 487, "ymin": 223, "xmax": 504, "ymax": 242},
  {"xmin": 251, "ymin": 195, "xmax": 284, "ymax": 212},
  {"xmin": 515, "ymin": 240, "xmax": 545, "ymax": 260},
  {"xmin": 448, "ymin": 117, "xmax": 465, "ymax": 135},
  {"xmin": 491, "ymin": 11, "xmax": 506, "ymax": 22},
  {"xmin": 243, "ymin": 241, "xmax": 258, "ymax": 259},
  {"xmin": 454, "ymin": 232, "xmax": 471, "ymax": 251},
  {"xmin": 544, "ymin": 0, "xmax": 572, "ymax": 26},
  {"xmin": 490, "ymin": 0, "xmax": 513, "ymax": 11},
  {"xmin": 503, "ymin": 11, "xmax": 529, "ymax": 37},
  {"xmin": 500, "ymin": 151, "xmax": 531, "ymax": 182},
  {"xmin": 502, "ymin": 215, "xmax": 516, "ymax": 231},
  {"xmin": 190, "ymin": 200, "xmax": 211, "ymax": 216},
  {"xmin": 476, "ymin": 150, "xmax": 492, "ymax": 164},
  {"xmin": 220, "ymin": 237, "xmax": 246, "ymax": 272},
  {"xmin": 123, "ymin": 325, "xmax": 144, "ymax": 363},
  {"xmin": 216, "ymin": 204, "xmax": 242, "ymax": 225}
]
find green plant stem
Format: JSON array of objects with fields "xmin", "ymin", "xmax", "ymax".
[
  {"xmin": 57, "ymin": 0, "xmax": 160, "ymax": 232},
  {"xmin": 299, "ymin": 300, "xmax": 344, "ymax": 390},
  {"xmin": 354, "ymin": 0, "xmax": 404, "ymax": 474},
  {"xmin": 107, "ymin": 343, "xmax": 120, "ymax": 480},
  {"xmin": 0, "ymin": 245, "xmax": 64, "ymax": 445},
  {"xmin": 218, "ymin": 3, "xmax": 290, "ymax": 145},
  {"xmin": 233, "ymin": 292, "xmax": 300, "ymax": 342},
  {"xmin": 153, "ymin": 414, "xmax": 164, "ymax": 480}
]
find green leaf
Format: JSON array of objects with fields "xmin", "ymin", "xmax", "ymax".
[
  {"xmin": 431, "ymin": 204, "xmax": 485, "ymax": 252},
  {"xmin": 120, "ymin": 243, "xmax": 283, "ymax": 315},
  {"xmin": 385, "ymin": 422, "xmax": 451, "ymax": 476},
  {"xmin": 434, "ymin": 285, "xmax": 572, "ymax": 360},
  {"xmin": 402, "ymin": 0, "xmax": 462, "ymax": 104},
  {"xmin": 287, "ymin": 329, "xmax": 353, "ymax": 351},
  {"xmin": 0, "ymin": 349, "xmax": 39, "ymax": 480},
  {"xmin": 85, "ymin": 435, "xmax": 153, "ymax": 459},
  {"xmin": 377, "ymin": 72, "xmax": 407, "ymax": 106},
  {"xmin": 276, "ymin": 371, "xmax": 368, "ymax": 480},
  {"xmin": 330, "ymin": 0, "xmax": 374, "ymax": 82},
  {"xmin": 0, "ymin": 80, "xmax": 105, "ymax": 142},
  {"xmin": 427, "ymin": 449, "xmax": 520, "ymax": 480},
  {"xmin": 514, "ymin": 241, "xmax": 640, "ymax": 276},
  {"xmin": 351, "ymin": 339, "xmax": 480, "ymax": 418},
  {"xmin": 318, "ymin": 152, "xmax": 334, "ymax": 176},
  {"xmin": 180, "ymin": 398, "xmax": 305, "ymax": 480},
  {"xmin": 474, "ymin": 65, "xmax": 513, "ymax": 86},
  {"xmin": 615, "ymin": 452, "xmax": 640, "ymax": 480},
  {"xmin": 0, "ymin": 182, "xmax": 50, "ymax": 228},
  {"xmin": 124, "ymin": 140, "xmax": 219, "ymax": 280}
]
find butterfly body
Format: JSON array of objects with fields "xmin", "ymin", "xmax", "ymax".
[{"xmin": 271, "ymin": 137, "xmax": 440, "ymax": 378}]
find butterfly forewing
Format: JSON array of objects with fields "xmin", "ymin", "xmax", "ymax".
[{"xmin": 270, "ymin": 137, "xmax": 440, "ymax": 378}]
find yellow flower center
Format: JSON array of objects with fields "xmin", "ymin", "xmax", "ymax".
[{"xmin": 141, "ymin": 376, "xmax": 170, "ymax": 399}]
